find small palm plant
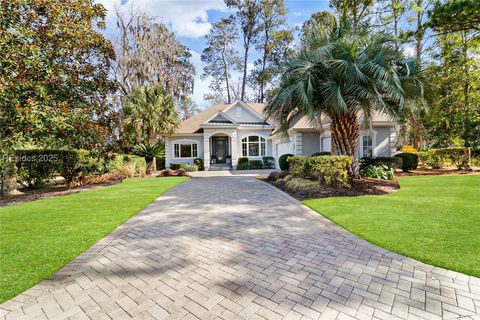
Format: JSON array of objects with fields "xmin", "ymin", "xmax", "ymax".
[{"xmin": 133, "ymin": 143, "xmax": 165, "ymax": 174}]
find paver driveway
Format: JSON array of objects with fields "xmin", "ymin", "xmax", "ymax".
[{"xmin": 1, "ymin": 176, "xmax": 480, "ymax": 320}]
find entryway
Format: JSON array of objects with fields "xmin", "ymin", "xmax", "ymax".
[{"xmin": 210, "ymin": 135, "xmax": 230, "ymax": 165}]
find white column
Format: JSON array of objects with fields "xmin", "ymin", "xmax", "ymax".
[
  {"xmin": 203, "ymin": 133, "xmax": 210, "ymax": 170},
  {"xmin": 231, "ymin": 130, "xmax": 238, "ymax": 168}
]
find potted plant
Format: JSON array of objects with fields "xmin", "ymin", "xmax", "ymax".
[
  {"xmin": 210, "ymin": 155, "xmax": 217, "ymax": 164},
  {"xmin": 226, "ymin": 155, "xmax": 231, "ymax": 164}
]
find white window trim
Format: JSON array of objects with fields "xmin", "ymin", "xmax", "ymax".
[
  {"xmin": 173, "ymin": 142, "xmax": 198, "ymax": 159},
  {"xmin": 360, "ymin": 129, "xmax": 377, "ymax": 158},
  {"xmin": 241, "ymin": 135, "xmax": 266, "ymax": 157}
]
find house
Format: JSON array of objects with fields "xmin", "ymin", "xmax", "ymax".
[{"xmin": 165, "ymin": 100, "xmax": 398, "ymax": 170}]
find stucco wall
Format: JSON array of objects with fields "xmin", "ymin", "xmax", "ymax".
[{"xmin": 165, "ymin": 136, "xmax": 204, "ymax": 168}]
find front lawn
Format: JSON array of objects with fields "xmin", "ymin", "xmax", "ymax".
[
  {"xmin": 303, "ymin": 175, "xmax": 480, "ymax": 277},
  {"xmin": 0, "ymin": 177, "xmax": 187, "ymax": 303}
]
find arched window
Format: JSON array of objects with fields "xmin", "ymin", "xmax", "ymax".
[{"xmin": 241, "ymin": 136, "xmax": 266, "ymax": 157}]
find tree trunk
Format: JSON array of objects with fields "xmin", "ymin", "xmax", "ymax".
[
  {"xmin": 147, "ymin": 128, "xmax": 157, "ymax": 174},
  {"xmin": 1, "ymin": 158, "xmax": 18, "ymax": 197},
  {"xmin": 329, "ymin": 110, "xmax": 360, "ymax": 175},
  {"xmin": 221, "ymin": 45, "xmax": 231, "ymax": 103},
  {"xmin": 241, "ymin": 43, "xmax": 250, "ymax": 101}
]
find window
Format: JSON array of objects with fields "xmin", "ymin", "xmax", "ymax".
[
  {"xmin": 174, "ymin": 143, "xmax": 198, "ymax": 158},
  {"xmin": 362, "ymin": 135, "xmax": 372, "ymax": 158},
  {"xmin": 241, "ymin": 136, "xmax": 266, "ymax": 157}
]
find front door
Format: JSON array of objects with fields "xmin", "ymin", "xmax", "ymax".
[{"xmin": 212, "ymin": 137, "xmax": 228, "ymax": 163}]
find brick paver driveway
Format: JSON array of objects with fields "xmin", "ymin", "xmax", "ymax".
[{"xmin": 2, "ymin": 176, "xmax": 480, "ymax": 320}]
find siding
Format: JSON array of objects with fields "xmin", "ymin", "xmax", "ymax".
[
  {"xmin": 374, "ymin": 127, "xmax": 391, "ymax": 157},
  {"xmin": 166, "ymin": 136, "xmax": 204, "ymax": 168}
]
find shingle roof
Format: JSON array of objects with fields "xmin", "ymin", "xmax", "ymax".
[
  {"xmin": 175, "ymin": 102, "xmax": 269, "ymax": 134},
  {"xmin": 175, "ymin": 101, "xmax": 395, "ymax": 135}
]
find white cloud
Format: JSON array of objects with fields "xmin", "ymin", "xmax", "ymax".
[
  {"xmin": 97, "ymin": 0, "xmax": 227, "ymax": 38},
  {"xmin": 403, "ymin": 45, "xmax": 415, "ymax": 58}
]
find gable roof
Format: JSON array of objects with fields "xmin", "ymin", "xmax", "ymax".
[{"xmin": 175, "ymin": 101, "xmax": 270, "ymax": 134}]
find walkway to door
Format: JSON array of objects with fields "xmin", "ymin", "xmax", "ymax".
[{"xmin": 1, "ymin": 176, "xmax": 479, "ymax": 319}]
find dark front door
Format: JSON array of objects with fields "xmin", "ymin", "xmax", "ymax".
[{"xmin": 212, "ymin": 137, "xmax": 228, "ymax": 163}]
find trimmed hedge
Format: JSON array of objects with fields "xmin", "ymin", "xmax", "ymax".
[
  {"xmin": 237, "ymin": 157, "xmax": 249, "ymax": 170},
  {"xmin": 288, "ymin": 155, "xmax": 352, "ymax": 187},
  {"xmin": 360, "ymin": 157, "xmax": 402, "ymax": 170},
  {"xmin": 394, "ymin": 153, "xmax": 418, "ymax": 172},
  {"xmin": 262, "ymin": 156, "xmax": 275, "ymax": 169},
  {"xmin": 311, "ymin": 152, "xmax": 331, "ymax": 156},
  {"xmin": 279, "ymin": 154, "xmax": 293, "ymax": 171},
  {"xmin": 249, "ymin": 160, "xmax": 263, "ymax": 169}
]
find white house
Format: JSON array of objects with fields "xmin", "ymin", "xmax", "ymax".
[{"xmin": 165, "ymin": 100, "xmax": 398, "ymax": 170}]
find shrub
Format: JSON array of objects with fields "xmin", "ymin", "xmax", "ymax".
[
  {"xmin": 267, "ymin": 171, "xmax": 290, "ymax": 181},
  {"xmin": 311, "ymin": 152, "xmax": 331, "ymax": 156},
  {"xmin": 117, "ymin": 162, "xmax": 137, "ymax": 178},
  {"xmin": 237, "ymin": 157, "xmax": 249, "ymax": 170},
  {"xmin": 170, "ymin": 163, "xmax": 198, "ymax": 172},
  {"xmin": 360, "ymin": 165, "xmax": 394, "ymax": 180},
  {"xmin": 108, "ymin": 155, "xmax": 146, "ymax": 175},
  {"xmin": 159, "ymin": 168, "xmax": 190, "ymax": 177},
  {"xmin": 394, "ymin": 153, "xmax": 418, "ymax": 172},
  {"xmin": 262, "ymin": 156, "xmax": 275, "ymax": 169},
  {"xmin": 401, "ymin": 145, "xmax": 417, "ymax": 154},
  {"xmin": 428, "ymin": 148, "xmax": 465, "ymax": 169},
  {"xmin": 248, "ymin": 160, "xmax": 263, "ymax": 169},
  {"xmin": 360, "ymin": 157, "xmax": 402, "ymax": 170},
  {"xmin": 279, "ymin": 154, "xmax": 294, "ymax": 171},
  {"xmin": 280, "ymin": 176, "xmax": 320, "ymax": 191},
  {"xmin": 193, "ymin": 158, "xmax": 204, "ymax": 170},
  {"xmin": 288, "ymin": 155, "xmax": 352, "ymax": 187},
  {"xmin": 15, "ymin": 149, "xmax": 105, "ymax": 188}
]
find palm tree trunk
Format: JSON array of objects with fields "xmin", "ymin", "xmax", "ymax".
[{"xmin": 329, "ymin": 110, "xmax": 360, "ymax": 175}]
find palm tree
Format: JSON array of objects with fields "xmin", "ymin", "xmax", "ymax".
[
  {"xmin": 133, "ymin": 142, "xmax": 165, "ymax": 174},
  {"xmin": 265, "ymin": 20, "xmax": 423, "ymax": 173},
  {"xmin": 124, "ymin": 85, "xmax": 179, "ymax": 172}
]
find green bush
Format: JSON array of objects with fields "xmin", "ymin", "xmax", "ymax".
[
  {"xmin": 360, "ymin": 165, "xmax": 394, "ymax": 180},
  {"xmin": 237, "ymin": 157, "xmax": 249, "ymax": 170},
  {"xmin": 288, "ymin": 155, "xmax": 352, "ymax": 187},
  {"xmin": 262, "ymin": 156, "xmax": 275, "ymax": 169},
  {"xmin": 360, "ymin": 157, "xmax": 402, "ymax": 170},
  {"xmin": 426, "ymin": 148, "xmax": 466, "ymax": 169},
  {"xmin": 279, "ymin": 154, "xmax": 294, "ymax": 171},
  {"xmin": 394, "ymin": 153, "xmax": 418, "ymax": 172},
  {"xmin": 193, "ymin": 158, "xmax": 204, "ymax": 171},
  {"xmin": 280, "ymin": 175, "xmax": 320, "ymax": 191},
  {"xmin": 249, "ymin": 160, "xmax": 263, "ymax": 169},
  {"xmin": 311, "ymin": 152, "xmax": 331, "ymax": 156},
  {"xmin": 170, "ymin": 163, "xmax": 198, "ymax": 172},
  {"xmin": 15, "ymin": 149, "xmax": 106, "ymax": 188},
  {"xmin": 109, "ymin": 155, "xmax": 146, "ymax": 174}
]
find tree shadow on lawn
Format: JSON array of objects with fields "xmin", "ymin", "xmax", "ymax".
[{"xmin": 7, "ymin": 176, "xmax": 475, "ymax": 318}]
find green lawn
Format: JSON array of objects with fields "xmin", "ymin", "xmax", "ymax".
[
  {"xmin": 0, "ymin": 177, "xmax": 187, "ymax": 303},
  {"xmin": 304, "ymin": 175, "xmax": 480, "ymax": 277}
]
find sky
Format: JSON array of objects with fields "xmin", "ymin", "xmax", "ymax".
[{"xmin": 98, "ymin": 1, "xmax": 387, "ymax": 109}]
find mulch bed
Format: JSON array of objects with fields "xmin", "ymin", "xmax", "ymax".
[
  {"xmin": 263, "ymin": 177, "xmax": 400, "ymax": 201},
  {"xmin": 0, "ymin": 177, "xmax": 124, "ymax": 207}
]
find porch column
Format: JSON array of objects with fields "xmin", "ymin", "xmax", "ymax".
[
  {"xmin": 204, "ymin": 133, "xmax": 210, "ymax": 170},
  {"xmin": 231, "ymin": 131, "xmax": 238, "ymax": 168}
]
